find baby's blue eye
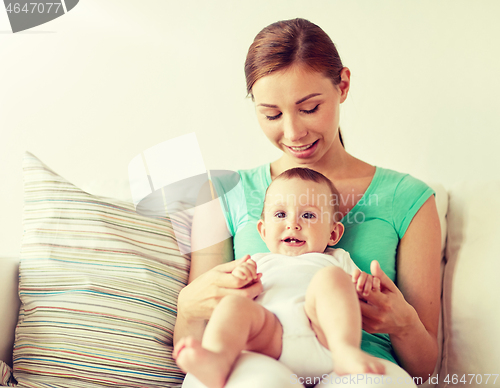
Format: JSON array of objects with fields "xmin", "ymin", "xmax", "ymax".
[
  {"xmin": 302, "ymin": 212, "xmax": 316, "ymax": 219},
  {"xmin": 274, "ymin": 211, "xmax": 286, "ymax": 218}
]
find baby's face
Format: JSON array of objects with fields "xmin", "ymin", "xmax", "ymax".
[{"xmin": 257, "ymin": 178, "xmax": 342, "ymax": 256}]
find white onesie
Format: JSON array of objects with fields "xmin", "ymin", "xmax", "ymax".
[{"xmin": 252, "ymin": 248, "xmax": 358, "ymax": 380}]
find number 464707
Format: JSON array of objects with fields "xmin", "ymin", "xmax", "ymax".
[
  {"xmin": 443, "ymin": 374, "xmax": 499, "ymax": 385},
  {"xmin": 5, "ymin": 3, "xmax": 62, "ymax": 14}
]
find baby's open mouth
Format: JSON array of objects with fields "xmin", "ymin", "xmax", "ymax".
[{"xmin": 283, "ymin": 238, "xmax": 304, "ymax": 244}]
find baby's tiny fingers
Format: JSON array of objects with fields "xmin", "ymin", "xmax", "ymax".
[
  {"xmin": 362, "ymin": 275, "xmax": 373, "ymax": 296},
  {"xmin": 356, "ymin": 271, "xmax": 368, "ymax": 292},
  {"xmin": 241, "ymin": 261, "xmax": 258, "ymax": 279},
  {"xmin": 232, "ymin": 267, "xmax": 247, "ymax": 280},
  {"xmin": 241, "ymin": 266, "xmax": 252, "ymax": 279},
  {"xmin": 352, "ymin": 268, "xmax": 361, "ymax": 283}
]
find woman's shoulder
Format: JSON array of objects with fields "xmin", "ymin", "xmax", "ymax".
[
  {"xmin": 372, "ymin": 167, "xmax": 435, "ymax": 220},
  {"xmin": 375, "ymin": 166, "xmax": 411, "ymax": 182},
  {"xmin": 237, "ymin": 163, "xmax": 270, "ymax": 178},
  {"xmin": 237, "ymin": 163, "xmax": 271, "ymax": 191},
  {"xmin": 371, "ymin": 167, "xmax": 436, "ymax": 239},
  {"xmin": 373, "ymin": 166, "xmax": 433, "ymax": 195},
  {"xmin": 211, "ymin": 163, "xmax": 268, "ymax": 192}
]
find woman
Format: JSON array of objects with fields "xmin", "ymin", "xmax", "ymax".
[{"xmin": 174, "ymin": 18, "xmax": 441, "ymax": 387}]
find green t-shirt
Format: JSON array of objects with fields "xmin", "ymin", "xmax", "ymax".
[{"xmin": 212, "ymin": 163, "xmax": 434, "ymax": 364}]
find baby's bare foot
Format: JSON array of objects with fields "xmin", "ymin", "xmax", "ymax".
[
  {"xmin": 333, "ymin": 346, "xmax": 386, "ymax": 375},
  {"xmin": 174, "ymin": 337, "xmax": 232, "ymax": 388}
]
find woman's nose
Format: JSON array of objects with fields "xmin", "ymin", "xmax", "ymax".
[{"xmin": 283, "ymin": 116, "xmax": 307, "ymax": 143}]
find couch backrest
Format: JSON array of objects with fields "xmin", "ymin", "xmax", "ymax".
[
  {"xmin": 0, "ymin": 181, "xmax": 451, "ymax": 377},
  {"xmin": 0, "ymin": 256, "xmax": 21, "ymax": 367},
  {"xmin": 439, "ymin": 181, "xmax": 500, "ymax": 387},
  {"xmin": 421, "ymin": 183, "xmax": 448, "ymax": 386}
]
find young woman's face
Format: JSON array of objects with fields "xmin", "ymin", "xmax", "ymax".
[{"xmin": 252, "ymin": 65, "xmax": 349, "ymax": 166}]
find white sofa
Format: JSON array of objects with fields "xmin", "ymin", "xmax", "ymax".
[{"xmin": 1, "ymin": 156, "xmax": 499, "ymax": 387}]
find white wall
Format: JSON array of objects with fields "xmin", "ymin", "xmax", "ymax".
[{"xmin": 1, "ymin": 0, "xmax": 499, "ymax": 256}]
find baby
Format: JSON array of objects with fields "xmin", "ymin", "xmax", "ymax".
[{"xmin": 174, "ymin": 167, "xmax": 385, "ymax": 387}]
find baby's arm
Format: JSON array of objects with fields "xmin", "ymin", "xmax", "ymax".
[
  {"xmin": 352, "ymin": 268, "xmax": 381, "ymax": 299},
  {"xmin": 231, "ymin": 255, "xmax": 261, "ymax": 287}
]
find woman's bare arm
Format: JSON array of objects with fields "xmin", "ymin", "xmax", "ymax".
[
  {"xmin": 173, "ymin": 237, "xmax": 233, "ymax": 345},
  {"xmin": 360, "ymin": 196, "xmax": 441, "ymax": 379},
  {"xmin": 391, "ymin": 195, "xmax": 441, "ymax": 377},
  {"xmin": 173, "ymin": 181, "xmax": 263, "ymax": 346}
]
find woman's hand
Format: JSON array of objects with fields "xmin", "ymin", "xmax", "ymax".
[
  {"xmin": 358, "ymin": 260, "xmax": 418, "ymax": 338},
  {"xmin": 178, "ymin": 255, "xmax": 263, "ymax": 323}
]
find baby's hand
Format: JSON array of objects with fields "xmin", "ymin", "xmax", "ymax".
[
  {"xmin": 231, "ymin": 256, "xmax": 260, "ymax": 287},
  {"xmin": 352, "ymin": 268, "xmax": 381, "ymax": 299}
]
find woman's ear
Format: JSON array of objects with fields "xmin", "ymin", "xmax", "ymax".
[
  {"xmin": 339, "ymin": 67, "xmax": 351, "ymax": 103},
  {"xmin": 329, "ymin": 222, "xmax": 345, "ymax": 246},
  {"xmin": 257, "ymin": 219, "xmax": 266, "ymax": 239}
]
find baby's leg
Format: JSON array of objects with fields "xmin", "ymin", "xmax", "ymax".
[
  {"xmin": 304, "ymin": 266, "xmax": 385, "ymax": 375},
  {"xmin": 174, "ymin": 295, "xmax": 282, "ymax": 388}
]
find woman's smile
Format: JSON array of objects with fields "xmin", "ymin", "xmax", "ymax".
[{"xmin": 284, "ymin": 140, "xmax": 319, "ymax": 158}]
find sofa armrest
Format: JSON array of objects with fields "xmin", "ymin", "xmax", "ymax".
[
  {"xmin": 439, "ymin": 181, "xmax": 500, "ymax": 387},
  {"xmin": 0, "ymin": 256, "xmax": 21, "ymax": 367},
  {"xmin": 426, "ymin": 182, "xmax": 448, "ymax": 260}
]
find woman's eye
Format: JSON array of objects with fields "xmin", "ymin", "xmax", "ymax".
[
  {"xmin": 302, "ymin": 212, "xmax": 316, "ymax": 219},
  {"xmin": 274, "ymin": 211, "xmax": 286, "ymax": 218},
  {"xmin": 302, "ymin": 104, "xmax": 320, "ymax": 114},
  {"xmin": 266, "ymin": 112, "xmax": 282, "ymax": 121}
]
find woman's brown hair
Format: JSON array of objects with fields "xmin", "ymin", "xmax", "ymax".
[{"xmin": 244, "ymin": 18, "xmax": 346, "ymax": 146}]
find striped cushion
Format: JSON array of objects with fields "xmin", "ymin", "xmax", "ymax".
[
  {"xmin": 12, "ymin": 152, "xmax": 188, "ymax": 387},
  {"xmin": 1, "ymin": 361, "xmax": 15, "ymax": 386}
]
